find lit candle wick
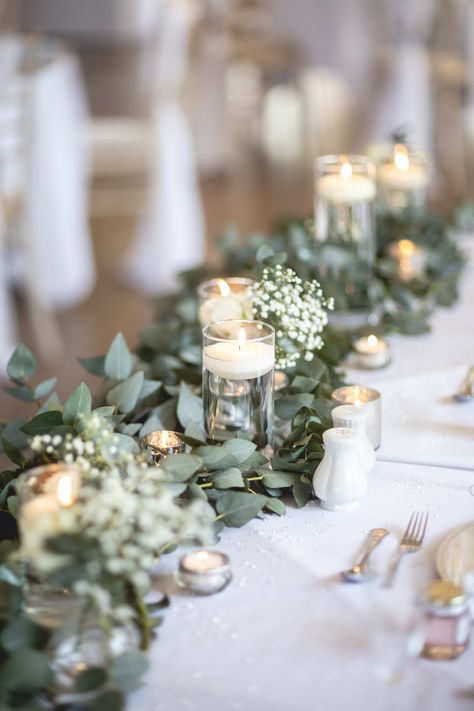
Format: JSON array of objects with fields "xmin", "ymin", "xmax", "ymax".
[
  {"xmin": 367, "ymin": 334, "xmax": 378, "ymax": 347},
  {"xmin": 394, "ymin": 144, "xmax": 410, "ymax": 172},
  {"xmin": 217, "ymin": 279, "xmax": 231, "ymax": 297},
  {"xmin": 340, "ymin": 159, "xmax": 352, "ymax": 180},
  {"xmin": 57, "ymin": 474, "xmax": 74, "ymax": 507}
]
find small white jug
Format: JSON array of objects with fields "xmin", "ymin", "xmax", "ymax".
[
  {"xmin": 313, "ymin": 427, "xmax": 368, "ymax": 512},
  {"xmin": 331, "ymin": 404, "xmax": 376, "ymax": 473}
]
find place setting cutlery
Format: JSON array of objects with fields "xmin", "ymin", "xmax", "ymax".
[
  {"xmin": 340, "ymin": 512, "xmax": 429, "ymax": 585},
  {"xmin": 453, "ymin": 366, "xmax": 474, "ymax": 403}
]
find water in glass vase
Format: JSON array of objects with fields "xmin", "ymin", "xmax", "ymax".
[{"xmin": 203, "ymin": 368, "xmax": 273, "ymax": 449}]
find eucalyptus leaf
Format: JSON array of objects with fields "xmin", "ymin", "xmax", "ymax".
[
  {"xmin": 110, "ymin": 652, "xmax": 148, "ymax": 693},
  {"xmin": 107, "ymin": 371, "xmax": 144, "ymax": 414},
  {"xmin": 292, "ymin": 479, "xmax": 313, "ymax": 508},
  {"xmin": 104, "ymin": 332, "xmax": 133, "ymax": 381},
  {"xmin": 63, "ymin": 382, "xmax": 92, "ymax": 426},
  {"xmin": 161, "ymin": 454, "xmax": 203, "ymax": 482},
  {"xmin": 1, "ymin": 616, "xmax": 49, "ymax": 652},
  {"xmin": 275, "ymin": 393, "xmax": 314, "ymax": 420},
  {"xmin": 33, "ymin": 377, "xmax": 58, "ymax": 400},
  {"xmin": 0, "ymin": 648, "xmax": 52, "ymax": 692},
  {"xmin": 264, "ymin": 498, "xmax": 286, "ymax": 515},
  {"xmin": 74, "ymin": 667, "xmax": 108, "ymax": 693},
  {"xmin": 4, "ymin": 385, "xmax": 35, "ymax": 402},
  {"xmin": 78, "ymin": 354, "xmax": 106, "ymax": 376},
  {"xmin": 1, "ymin": 437, "xmax": 26, "ymax": 468},
  {"xmin": 261, "ymin": 470, "xmax": 299, "ymax": 488},
  {"xmin": 7, "ymin": 343, "xmax": 36, "ymax": 384},
  {"xmin": 21, "ymin": 411, "xmax": 63, "ymax": 436},
  {"xmin": 177, "ymin": 381, "xmax": 203, "ymax": 428},
  {"xmin": 216, "ymin": 491, "xmax": 268, "ymax": 527},
  {"xmin": 212, "ymin": 467, "xmax": 244, "ymax": 489}
]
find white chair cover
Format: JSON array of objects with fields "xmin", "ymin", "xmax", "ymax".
[
  {"xmin": 122, "ymin": 0, "xmax": 205, "ymax": 294},
  {"xmin": 25, "ymin": 52, "xmax": 95, "ymax": 309},
  {"xmin": 369, "ymin": 0, "xmax": 438, "ymax": 152}
]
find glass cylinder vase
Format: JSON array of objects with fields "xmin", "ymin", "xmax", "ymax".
[
  {"xmin": 314, "ymin": 154, "xmax": 376, "ymax": 329},
  {"xmin": 197, "ymin": 277, "xmax": 255, "ymax": 326},
  {"xmin": 202, "ymin": 320, "xmax": 275, "ymax": 449},
  {"xmin": 378, "ymin": 145, "xmax": 428, "ymax": 213}
]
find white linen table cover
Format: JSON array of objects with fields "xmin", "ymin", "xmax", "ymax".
[{"xmin": 131, "ymin": 461, "xmax": 474, "ymax": 711}]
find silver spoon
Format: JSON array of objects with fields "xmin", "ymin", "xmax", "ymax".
[
  {"xmin": 453, "ymin": 366, "xmax": 474, "ymax": 403},
  {"xmin": 341, "ymin": 527, "xmax": 390, "ymax": 583}
]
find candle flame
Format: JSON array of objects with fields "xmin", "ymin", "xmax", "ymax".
[
  {"xmin": 367, "ymin": 334, "xmax": 378, "ymax": 347},
  {"xmin": 238, "ymin": 327, "xmax": 246, "ymax": 349},
  {"xmin": 197, "ymin": 551, "xmax": 209, "ymax": 560},
  {"xmin": 57, "ymin": 474, "xmax": 74, "ymax": 507},
  {"xmin": 399, "ymin": 239, "xmax": 415, "ymax": 256},
  {"xmin": 353, "ymin": 399, "xmax": 363, "ymax": 407},
  {"xmin": 340, "ymin": 160, "xmax": 352, "ymax": 180},
  {"xmin": 394, "ymin": 144, "xmax": 410, "ymax": 171},
  {"xmin": 217, "ymin": 279, "xmax": 231, "ymax": 297}
]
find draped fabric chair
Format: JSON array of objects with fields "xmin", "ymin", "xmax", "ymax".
[{"xmin": 0, "ymin": 35, "xmax": 95, "ymax": 375}]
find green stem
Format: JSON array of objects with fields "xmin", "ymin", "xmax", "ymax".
[{"xmin": 245, "ymin": 475, "xmax": 264, "ymax": 482}]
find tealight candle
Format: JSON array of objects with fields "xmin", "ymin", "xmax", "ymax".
[
  {"xmin": 142, "ymin": 431, "xmax": 185, "ymax": 465},
  {"xmin": 378, "ymin": 144, "xmax": 428, "ymax": 211},
  {"xmin": 197, "ymin": 277, "xmax": 254, "ymax": 327},
  {"xmin": 176, "ymin": 550, "xmax": 232, "ymax": 594},
  {"xmin": 17, "ymin": 463, "xmax": 81, "ymax": 503},
  {"xmin": 331, "ymin": 385, "xmax": 381, "ymax": 449},
  {"xmin": 353, "ymin": 334, "xmax": 391, "ymax": 369},
  {"xmin": 388, "ymin": 239, "xmax": 427, "ymax": 282}
]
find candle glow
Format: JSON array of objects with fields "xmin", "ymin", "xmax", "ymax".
[
  {"xmin": 217, "ymin": 279, "xmax": 231, "ymax": 297},
  {"xmin": 56, "ymin": 474, "xmax": 74, "ymax": 508},
  {"xmin": 394, "ymin": 144, "xmax": 410, "ymax": 172},
  {"xmin": 340, "ymin": 160, "xmax": 352, "ymax": 180}
]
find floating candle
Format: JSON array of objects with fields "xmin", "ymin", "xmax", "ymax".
[
  {"xmin": 203, "ymin": 326, "xmax": 275, "ymax": 380},
  {"xmin": 317, "ymin": 157, "xmax": 376, "ymax": 204},
  {"xmin": 198, "ymin": 277, "xmax": 254, "ymax": 326}
]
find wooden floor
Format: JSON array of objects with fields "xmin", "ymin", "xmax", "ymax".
[{"xmin": 0, "ymin": 163, "xmax": 313, "ymax": 420}]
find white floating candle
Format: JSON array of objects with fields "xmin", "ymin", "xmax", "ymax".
[
  {"xmin": 317, "ymin": 159, "xmax": 376, "ymax": 204},
  {"xmin": 198, "ymin": 278, "xmax": 254, "ymax": 327},
  {"xmin": 203, "ymin": 327, "xmax": 275, "ymax": 380},
  {"xmin": 353, "ymin": 334, "xmax": 391, "ymax": 369},
  {"xmin": 378, "ymin": 144, "xmax": 429, "ymax": 191}
]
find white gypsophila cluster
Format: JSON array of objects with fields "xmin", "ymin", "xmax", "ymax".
[
  {"xmin": 30, "ymin": 412, "xmax": 142, "ymax": 478},
  {"xmin": 249, "ymin": 264, "xmax": 334, "ymax": 369},
  {"xmin": 22, "ymin": 463, "xmax": 213, "ymax": 624}
]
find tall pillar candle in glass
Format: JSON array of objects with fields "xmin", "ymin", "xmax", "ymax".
[
  {"xmin": 378, "ymin": 144, "xmax": 428, "ymax": 212},
  {"xmin": 202, "ymin": 320, "xmax": 275, "ymax": 449},
  {"xmin": 315, "ymin": 155, "xmax": 376, "ymax": 328}
]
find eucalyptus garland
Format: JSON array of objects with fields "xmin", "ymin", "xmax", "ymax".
[{"xmin": 0, "ymin": 205, "xmax": 466, "ymax": 708}]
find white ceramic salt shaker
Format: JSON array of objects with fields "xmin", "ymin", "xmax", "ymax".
[
  {"xmin": 331, "ymin": 404, "xmax": 376, "ymax": 473},
  {"xmin": 313, "ymin": 427, "xmax": 368, "ymax": 512}
]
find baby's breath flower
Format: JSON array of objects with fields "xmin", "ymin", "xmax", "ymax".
[{"xmin": 249, "ymin": 266, "xmax": 333, "ymax": 369}]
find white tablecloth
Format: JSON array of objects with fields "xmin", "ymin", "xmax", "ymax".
[
  {"xmin": 133, "ymin": 461, "xmax": 474, "ymax": 711},
  {"xmin": 130, "ymin": 235, "xmax": 474, "ymax": 710}
]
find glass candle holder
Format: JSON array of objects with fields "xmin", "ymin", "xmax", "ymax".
[
  {"xmin": 387, "ymin": 239, "xmax": 427, "ymax": 282},
  {"xmin": 197, "ymin": 277, "xmax": 255, "ymax": 326},
  {"xmin": 378, "ymin": 145, "xmax": 429, "ymax": 212},
  {"xmin": 17, "ymin": 463, "xmax": 81, "ymax": 503},
  {"xmin": 202, "ymin": 320, "xmax": 275, "ymax": 448},
  {"xmin": 142, "ymin": 431, "xmax": 185, "ymax": 465},
  {"xmin": 331, "ymin": 385, "xmax": 381, "ymax": 450},
  {"xmin": 176, "ymin": 550, "xmax": 232, "ymax": 595},
  {"xmin": 353, "ymin": 334, "xmax": 391, "ymax": 369},
  {"xmin": 314, "ymin": 154, "xmax": 376, "ymax": 328}
]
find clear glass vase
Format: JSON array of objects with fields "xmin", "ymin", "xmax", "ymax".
[
  {"xmin": 314, "ymin": 154, "xmax": 377, "ymax": 330},
  {"xmin": 202, "ymin": 320, "xmax": 275, "ymax": 449}
]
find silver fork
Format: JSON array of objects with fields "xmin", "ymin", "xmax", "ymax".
[{"xmin": 383, "ymin": 511, "xmax": 429, "ymax": 588}]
